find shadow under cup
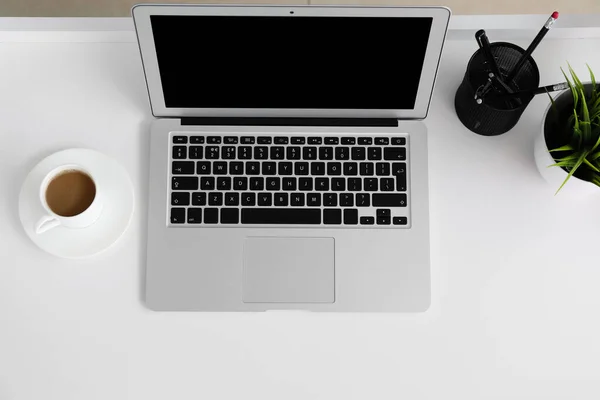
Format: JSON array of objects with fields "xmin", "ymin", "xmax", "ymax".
[
  {"xmin": 45, "ymin": 169, "xmax": 97, "ymax": 217},
  {"xmin": 454, "ymin": 42, "xmax": 540, "ymax": 136}
]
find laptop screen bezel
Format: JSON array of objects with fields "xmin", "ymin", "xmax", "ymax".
[{"xmin": 132, "ymin": 5, "xmax": 450, "ymax": 120}]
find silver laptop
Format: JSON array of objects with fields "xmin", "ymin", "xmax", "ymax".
[{"xmin": 133, "ymin": 4, "xmax": 450, "ymax": 311}]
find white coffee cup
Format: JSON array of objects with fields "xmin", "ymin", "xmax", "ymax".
[{"xmin": 35, "ymin": 165, "xmax": 103, "ymax": 234}]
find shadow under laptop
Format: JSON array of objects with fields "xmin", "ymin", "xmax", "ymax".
[{"xmin": 136, "ymin": 119, "xmax": 152, "ymax": 305}]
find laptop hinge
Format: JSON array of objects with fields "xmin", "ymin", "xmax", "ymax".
[{"xmin": 180, "ymin": 117, "xmax": 398, "ymax": 127}]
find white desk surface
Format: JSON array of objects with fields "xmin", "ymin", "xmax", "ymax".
[{"xmin": 1, "ymin": 14, "xmax": 600, "ymax": 400}]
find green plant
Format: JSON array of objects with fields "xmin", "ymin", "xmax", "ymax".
[{"xmin": 548, "ymin": 64, "xmax": 600, "ymax": 193}]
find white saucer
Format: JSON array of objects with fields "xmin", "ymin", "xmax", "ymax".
[{"xmin": 19, "ymin": 149, "xmax": 134, "ymax": 259}]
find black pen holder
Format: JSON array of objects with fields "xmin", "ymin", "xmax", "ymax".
[{"xmin": 455, "ymin": 42, "xmax": 540, "ymax": 136}]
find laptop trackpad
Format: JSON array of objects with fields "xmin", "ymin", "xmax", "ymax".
[{"xmin": 243, "ymin": 237, "xmax": 335, "ymax": 303}]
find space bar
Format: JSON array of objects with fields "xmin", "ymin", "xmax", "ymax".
[{"xmin": 241, "ymin": 208, "xmax": 321, "ymax": 224}]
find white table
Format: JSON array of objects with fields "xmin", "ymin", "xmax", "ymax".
[{"xmin": 1, "ymin": 14, "xmax": 600, "ymax": 400}]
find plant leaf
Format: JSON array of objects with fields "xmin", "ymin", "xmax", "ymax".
[
  {"xmin": 555, "ymin": 152, "xmax": 586, "ymax": 194},
  {"xmin": 549, "ymin": 144, "xmax": 574, "ymax": 152},
  {"xmin": 583, "ymin": 157, "xmax": 600, "ymax": 172},
  {"xmin": 562, "ymin": 67, "xmax": 578, "ymax": 110},
  {"xmin": 589, "ymin": 63, "xmax": 597, "ymax": 92}
]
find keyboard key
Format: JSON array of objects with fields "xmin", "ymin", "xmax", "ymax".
[
  {"xmin": 190, "ymin": 136, "xmax": 205, "ymax": 144},
  {"xmin": 375, "ymin": 137, "xmax": 389, "ymax": 145},
  {"xmin": 376, "ymin": 162, "xmax": 390, "ymax": 176},
  {"xmin": 246, "ymin": 162, "xmax": 260, "ymax": 175},
  {"xmin": 257, "ymin": 137, "xmax": 272, "ymax": 144},
  {"xmin": 377, "ymin": 209, "xmax": 391, "ymax": 217},
  {"xmin": 205, "ymin": 146, "xmax": 219, "ymax": 159},
  {"xmin": 274, "ymin": 137, "xmax": 288, "ymax": 144},
  {"xmin": 393, "ymin": 217, "xmax": 408, "ymax": 225},
  {"xmin": 192, "ymin": 192, "xmax": 206, "ymax": 206},
  {"xmin": 208, "ymin": 192, "xmax": 223, "ymax": 206},
  {"xmin": 323, "ymin": 193, "xmax": 337, "ymax": 206},
  {"xmin": 172, "ymin": 177, "xmax": 198, "ymax": 190},
  {"xmin": 348, "ymin": 178, "xmax": 362, "ymax": 191},
  {"xmin": 325, "ymin": 137, "xmax": 339, "ymax": 145},
  {"xmin": 207, "ymin": 136, "xmax": 221, "ymax": 144},
  {"xmin": 315, "ymin": 178, "xmax": 329, "ymax": 191},
  {"xmin": 299, "ymin": 178, "xmax": 313, "ymax": 191},
  {"xmin": 377, "ymin": 216, "xmax": 391, "ymax": 225},
  {"xmin": 171, "ymin": 192, "xmax": 190, "ymax": 206},
  {"xmin": 340, "ymin": 193, "xmax": 353, "ymax": 206},
  {"xmin": 360, "ymin": 162, "xmax": 374, "ymax": 176},
  {"xmin": 258, "ymin": 192, "xmax": 272, "ymax": 206},
  {"xmin": 343, "ymin": 162, "xmax": 358, "ymax": 176},
  {"xmin": 327, "ymin": 162, "xmax": 341, "ymax": 176},
  {"xmin": 335, "ymin": 147, "xmax": 350, "ymax": 160},
  {"xmin": 242, "ymin": 192, "xmax": 256, "ymax": 206},
  {"xmin": 274, "ymin": 193, "xmax": 289, "ymax": 206},
  {"xmin": 230, "ymin": 162, "xmax": 244, "ymax": 175},
  {"xmin": 360, "ymin": 216, "xmax": 374, "ymax": 225},
  {"xmin": 384, "ymin": 147, "xmax": 407, "ymax": 161},
  {"xmin": 204, "ymin": 208, "xmax": 218, "ymax": 224},
  {"xmin": 372, "ymin": 194, "xmax": 407, "ymax": 207},
  {"xmin": 283, "ymin": 177, "xmax": 296, "ymax": 191},
  {"xmin": 222, "ymin": 146, "xmax": 236, "ymax": 159},
  {"xmin": 254, "ymin": 146, "xmax": 268, "ymax": 160},
  {"xmin": 287, "ymin": 146, "xmax": 301, "ymax": 160},
  {"xmin": 332, "ymin": 178, "xmax": 345, "ymax": 191},
  {"xmin": 241, "ymin": 136, "xmax": 255, "ymax": 144},
  {"xmin": 250, "ymin": 177, "xmax": 264, "ymax": 191},
  {"xmin": 307, "ymin": 193, "xmax": 321, "ymax": 206},
  {"xmin": 225, "ymin": 192, "xmax": 239, "ymax": 206},
  {"xmin": 303, "ymin": 147, "xmax": 317, "ymax": 160},
  {"xmin": 224, "ymin": 136, "xmax": 238, "ymax": 144},
  {"xmin": 213, "ymin": 162, "xmax": 227, "ymax": 175},
  {"xmin": 266, "ymin": 177, "xmax": 280, "ymax": 191},
  {"xmin": 341, "ymin": 137, "xmax": 356, "ymax": 145},
  {"xmin": 170, "ymin": 208, "xmax": 185, "ymax": 224},
  {"xmin": 368, "ymin": 147, "xmax": 382, "ymax": 160},
  {"xmin": 291, "ymin": 137, "xmax": 305, "ymax": 144},
  {"xmin": 307, "ymin": 137, "xmax": 322, "ymax": 145},
  {"xmin": 324, "ymin": 209, "xmax": 342, "ymax": 225},
  {"xmin": 291, "ymin": 193, "xmax": 305, "ymax": 206},
  {"xmin": 319, "ymin": 147, "xmax": 334, "ymax": 160},
  {"xmin": 262, "ymin": 162, "xmax": 276, "ymax": 175},
  {"xmin": 295, "ymin": 162, "xmax": 309, "ymax": 175},
  {"xmin": 356, "ymin": 194, "xmax": 370, "ymax": 207},
  {"xmin": 364, "ymin": 178, "xmax": 378, "ymax": 191},
  {"xmin": 217, "ymin": 177, "xmax": 231, "ymax": 190},
  {"xmin": 391, "ymin": 137, "xmax": 406, "ymax": 145},
  {"xmin": 344, "ymin": 209, "xmax": 358, "ymax": 225},
  {"xmin": 239, "ymin": 146, "xmax": 252, "ymax": 159},
  {"xmin": 242, "ymin": 208, "xmax": 321, "ymax": 224},
  {"xmin": 187, "ymin": 208, "xmax": 202, "ymax": 224},
  {"xmin": 172, "ymin": 161, "xmax": 195, "ymax": 175},
  {"xmin": 311, "ymin": 162, "xmax": 326, "ymax": 176},
  {"xmin": 201, "ymin": 177, "xmax": 215, "ymax": 190},
  {"xmin": 358, "ymin": 137, "xmax": 372, "ymax": 145},
  {"xmin": 189, "ymin": 146, "xmax": 203, "ymax": 159},
  {"xmin": 271, "ymin": 146, "xmax": 285, "ymax": 160},
  {"xmin": 197, "ymin": 161, "xmax": 211, "ymax": 174},
  {"xmin": 221, "ymin": 208, "xmax": 239, "ymax": 224},
  {"xmin": 172, "ymin": 146, "xmax": 187, "ymax": 159},
  {"xmin": 233, "ymin": 177, "xmax": 248, "ymax": 191},
  {"xmin": 381, "ymin": 178, "xmax": 394, "ymax": 191},
  {"xmin": 352, "ymin": 147, "xmax": 366, "ymax": 160},
  {"xmin": 279, "ymin": 162, "xmax": 293, "ymax": 175}
]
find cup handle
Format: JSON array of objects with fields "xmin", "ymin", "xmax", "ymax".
[{"xmin": 35, "ymin": 215, "xmax": 60, "ymax": 234}]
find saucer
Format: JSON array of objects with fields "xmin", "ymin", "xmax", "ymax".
[{"xmin": 19, "ymin": 149, "xmax": 134, "ymax": 259}]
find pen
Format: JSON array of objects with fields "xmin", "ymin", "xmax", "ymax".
[
  {"xmin": 485, "ymin": 82, "xmax": 569, "ymax": 102},
  {"xmin": 506, "ymin": 11, "xmax": 559, "ymax": 82},
  {"xmin": 475, "ymin": 29, "xmax": 502, "ymax": 79}
]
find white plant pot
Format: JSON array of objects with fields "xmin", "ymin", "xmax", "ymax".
[{"xmin": 534, "ymin": 88, "xmax": 599, "ymax": 196}]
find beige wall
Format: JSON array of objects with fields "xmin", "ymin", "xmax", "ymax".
[{"xmin": 0, "ymin": 0, "xmax": 598, "ymax": 17}]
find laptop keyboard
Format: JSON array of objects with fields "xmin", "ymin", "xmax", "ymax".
[{"xmin": 169, "ymin": 133, "xmax": 410, "ymax": 227}]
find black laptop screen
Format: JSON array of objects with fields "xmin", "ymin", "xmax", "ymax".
[{"xmin": 150, "ymin": 15, "xmax": 433, "ymax": 110}]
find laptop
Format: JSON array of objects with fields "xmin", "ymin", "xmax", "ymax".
[{"xmin": 132, "ymin": 4, "xmax": 450, "ymax": 311}]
